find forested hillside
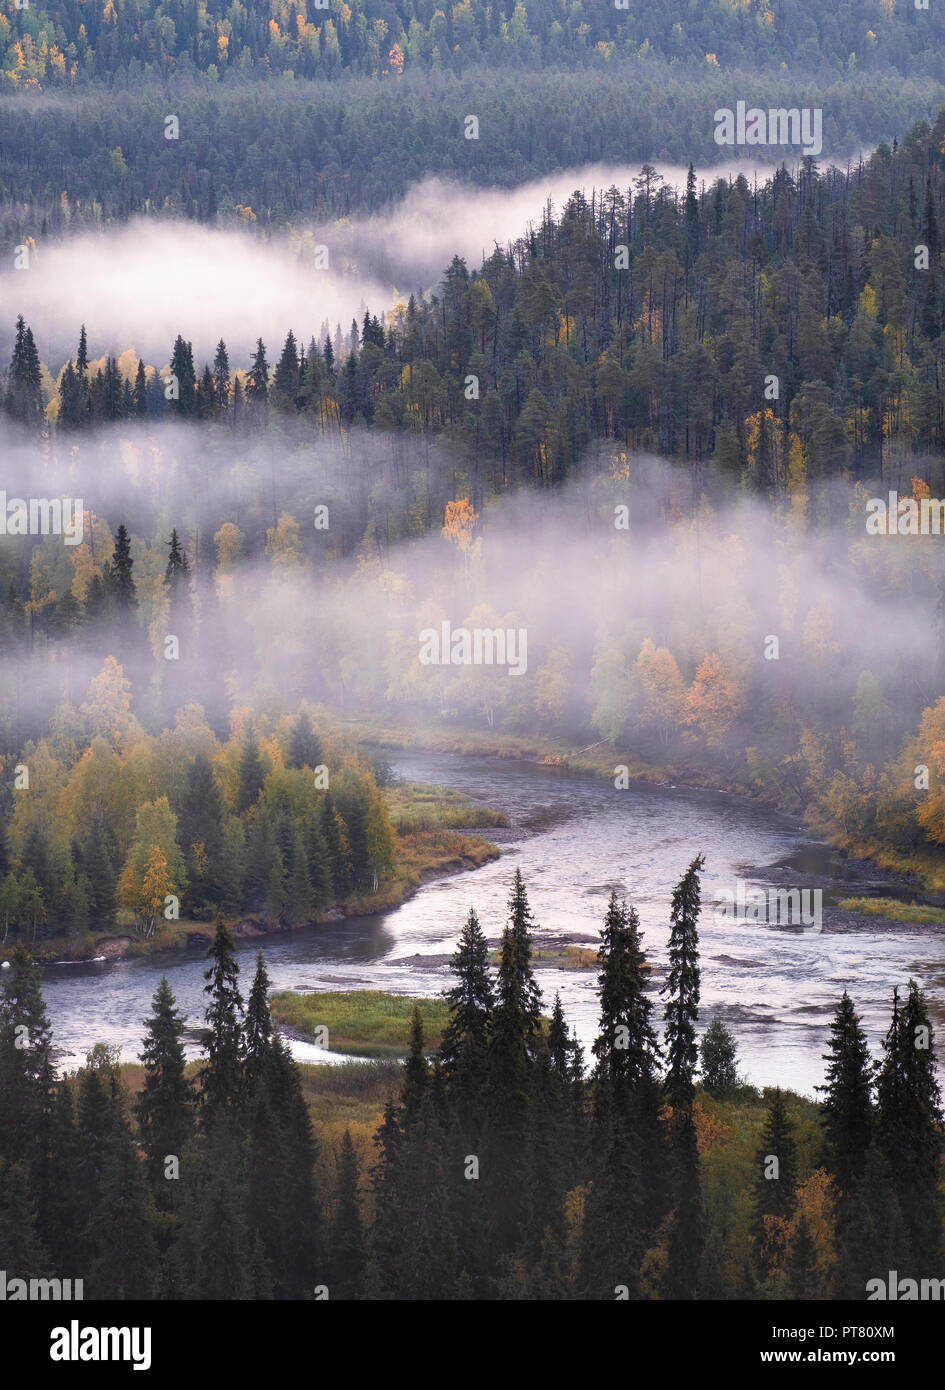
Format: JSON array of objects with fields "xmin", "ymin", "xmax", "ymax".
[
  {"xmin": 7, "ymin": 110, "xmax": 945, "ymax": 482},
  {"xmin": 3, "ymin": 0, "xmax": 944, "ymax": 86},
  {"xmin": 5, "ymin": 111, "xmax": 945, "ymax": 899},
  {"xmin": 2, "ymin": 66, "xmax": 942, "ymax": 236}
]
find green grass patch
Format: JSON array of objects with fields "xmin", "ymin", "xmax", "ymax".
[
  {"xmin": 837, "ymin": 895, "xmax": 945, "ymax": 925},
  {"xmin": 489, "ymin": 944, "xmax": 598, "ymax": 971},
  {"xmin": 385, "ymin": 781, "xmax": 509, "ymax": 835},
  {"xmin": 271, "ymin": 989, "xmax": 450, "ymax": 1058}
]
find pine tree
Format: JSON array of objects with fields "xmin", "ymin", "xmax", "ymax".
[
  {"xmin": 5, "ymin": 316, "xmax": 44, "ymax": 427},
  {"xmin": 876, "ymin": 981, "xmax": 944, "ymax": 1266},
  {"xmin": 0, "ymin": 1157, "xmax": 48, "ymax": 1273},
  {"xmin": 247, "ymin": 338, "xmax": 269, "ymax": 421},
  {"xmin": 369, "ymin": 1098, "xmax": 404, "ymax": 1295},
  {"xmin": 212, "ymin": 339, "xmax": 230, "ymax": 408},
  {"xmin": 581, "ymin": 892, "xmax": 659, "ymax": 1298},
  {"xmin": 136, "ymin": 977, "xmax": 194, "ymax": 1194},
  {"xmin": 439, "ymin": 905, "xmax": 494, "ymax": 1134},
  {"xmin": 256, "ymin": 1026, "xmax": 320, "ymax": 1292},
  {"xmin": 164, "ymin": 527, "xmax": 191, "ymax": 622},
  {"xmin": 0, "ymin": 945, "xmax": 54, "ymax": 1169},
  {"xmin": 274, "ymin": 330, "xmax": 300, "ymax": 403},
  {"xmin": 322, "ymin": 792, "xmax": 351, "ymax": 897},
  {"xmin": 818, "ymin": 991, "xmax": 873, "ymax": 1196},
  {"xmin": 491, "ymin": 869, "xmax": 543, "ymax": 1067},
  {"xmin": 82, "ymin": 813, "xmax": 117, "ymax": 930},
  {"xmin": 307, "ymin": 811, "xmax": 333, "ymax": 914},
  {"xmin": 486, "ymin": 870, "xmax": 543, "ymax": 1263},
  {"xmin": 753, "ymin": 1087, "xmax": 797, "ymax": 1276},
  {"xmin": 244, "ymin": 950, "xmax": 273, "ymax": 1083},
  {"xmin": 402, "ymin": 1005, "xmax": 429, "ymax": 1129},
  {"xmin": 786, "ymin": 1211, "xmax": 820, "ymax": 1299},
  {"xmin": 663, "ymin": 1104, "xmax": 705, "ymax": 1299},
  {"xmin": 169, "ymin": 334, "xmax": 197, "ymax": 415},
  {"xmin": 176, "ymin": 754, "xmax": 225, "ymax": 912},
  {"xmin": 662, "ymin": 852, "xmax": 704, "ymax": 1110},
  {"xmin": 236, "ymin": 728, "xmax": 266, "ymax": 813},
  {"xmin": 287, "ymin": 709, "xmax": 322, "ymax": 769},
  {"xmin": 109, "ymin": 523, "xmax": 137, "ymax": 615},
  {"xmin": 329, "ymin": 1129, "xmax": 366, "ymax": 1299},
  {"xmin": 201, "ymin": 914, "xmax": 244, "ymax": 1119},
  {"xmin": 74, "ymin": 1046, "xmax": 156, "ymax": 1298},
  {"xmin": 591, "ymin": 891, "xmax": 660, "ymax": 1103},
  {"xmin": 134, "ymin": 359, "xmax": 148, "ymax": 416}
]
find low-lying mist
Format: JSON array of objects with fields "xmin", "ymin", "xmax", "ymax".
[
  {"xmin": 0, "ymin": 152, "xmax": 864, "ymax": 368},
  {"xmin": 1, "ymin": 416, "xmax": 940, "ymax": 794}
]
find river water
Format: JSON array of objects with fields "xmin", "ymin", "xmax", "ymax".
[{"xmin": 34, "ymin": 752, "xmax": 945, "ymax": 1098}]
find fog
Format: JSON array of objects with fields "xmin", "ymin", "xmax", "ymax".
[
  {"xmin": 0, "ymin": 150, "xmax": 869, "ymax": 368},
  {"xmin": 0, "ymin": 415, "xmax": 938, "ymax": 765}
]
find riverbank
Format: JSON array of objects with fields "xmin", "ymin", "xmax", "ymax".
[
  {"xmin": 3, "ymin": 780, "xmax": 506, "ymax": 966},
  {"xmin": 344, "ymin": 716, "xmax": 945, "ymax": 896}
]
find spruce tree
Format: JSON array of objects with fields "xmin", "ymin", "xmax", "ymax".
[
  {"xmin": 201, "ymin": 914, "xmax": 244, "ymax": 1119},
  {"xmin": 662, "ymin": 852, "xmax": 705, "ymax": 1110},
  {"xmin": 753, "ymin": 1087, "xmax": 798, "ymax": 1277},
  {"xmin": 5, "ymin": 316, "xmax": 44, "ymax": 427},
  {"xmin": 0, "ymin": 1157, "xmax": 48, "ymax": 1273},
  {"xmin": 176, "ymin": 754, "xmax": 225, "ymax": 912},
  {"xmin": 440, "ymin": 905, "xmax": 494, "ymax": 1134},
  {"xmin": 212, "ymin": 339, "xmax": 230, "ymax": 407},
  {"xmin": 581, "ymin": 892, "xmax": 659, "ymax": 1298},
  {"xmin": 74, "ymin": 1046, "xmax": 156, "ymax": 1299},
  {"xmin": 136, "ymin": 976, "xmax": 194, "ymax": 1194},
  {"xmin": 402, "ymin": 1005, "xmax": 429, "ymax": 1129},
  {"xmin": 244, "ymin": 950, "xmax": 273, "ymax": 1083},
  {"xmin": 486, "ymin": 871, "xmax": 543, "ymax": 1261},
  {"xmin": 492, "ymin": 869, "xmax": 543, "ymax": 1066},
  {"xmin": 247, "ymin": 338, "xmax": 269, "ymax": 421},
  {"xmin": 109, "ymin": 523, "xmax": 137, "ymax": 615},
  {"xmin": 328, "ymin": 1129, "xmax": 366, "ymax": 1299},
  {"xmin": 0, "ymin": 945, "xmax": 54, "ymax": 1169},
  {"xmin": 368, "ymin": 1099, "xmax": 404, "ymax": 1296},
  {"xmin": 236, "ymin": 728, "xmax": 266, "ymax": 814},
  {"xmin": 134, "ymin": 359, "xmax": 148, "ymax": 416},
  {"xmin": 169, "ymin": 334, "xmax": 197, "ymax": 415},
  {"xmin": 876, "ymin": 981, "xmax": 944, "ymax": 1266},
  {"xmin": 818, "ymin": 991, "xmax": 873, "ymax": 1196},
  {"xmin": 82, "ymin": 813, "xmax": 117, "ymax": 929},
  {"xmin": 76, "ymin": 324, "xmax": 88, "ymax": 377},
  {"xmin": 287, "ymin": 709, "xmax": 322, "ymax": 770}
]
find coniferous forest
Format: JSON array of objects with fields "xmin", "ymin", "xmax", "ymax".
[
  {"xmin": 3, "ymin": 863, "xmax": 941, "ymax": 1301},
  {"xmin": 2, "ymin": 0, "xmax": 945, "ymax": 1344}
]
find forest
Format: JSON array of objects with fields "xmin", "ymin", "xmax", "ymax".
[
  {"xmin": 5, "ymin": 112, "xmax": 945, "ymax": 903},
  {"xmin": 1, "ymin": 863, "xmax": 940, "ymax": 1299},
  {"xmin": 0, "ymin": 64, "xmax": 942, "ymax": 237},
  {"xmin": 0, "ymin": 676, "xmax": 398, "ymax": 950},
  {"xmin": 2, "ymin": 0, "xmax": 944, "ymax": 1322},
  {"xmin": 3, "ymin": 0, "xmax": 944, "ymax": 87},
  {"xmin": 7, "ymin": 111, "xmax": 945, "ymax": 476}
]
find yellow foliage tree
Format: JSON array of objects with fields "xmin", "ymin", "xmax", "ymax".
[{"xmin": 684, "ymin": 652, "xmax": 742, "ymax": 746}]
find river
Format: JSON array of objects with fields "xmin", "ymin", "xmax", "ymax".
[{"xmin": 34, "ymin": 751, "xmax": 945, "ymax": 1098}]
